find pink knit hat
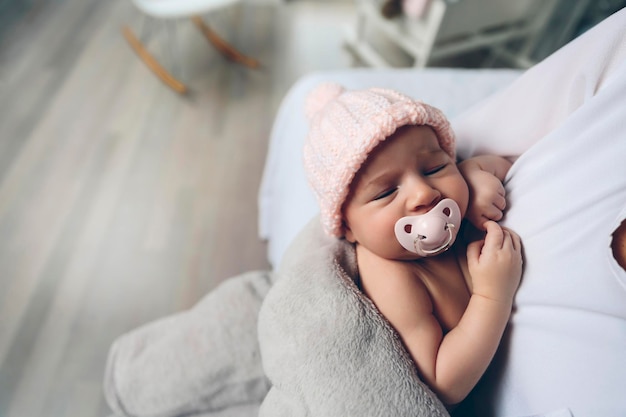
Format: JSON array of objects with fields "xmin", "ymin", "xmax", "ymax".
[{"xmin": 303, "ymin": 83, "xmax": 456, "ymax": 237}]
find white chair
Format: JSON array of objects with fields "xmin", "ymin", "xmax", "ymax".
[
  {"xmin": 122, "ymin": 0, "xmax": 260, "ymax": 94},
  {"xmin": 345, "ymin": 0, "xmax": 560, "ymax": 69}
]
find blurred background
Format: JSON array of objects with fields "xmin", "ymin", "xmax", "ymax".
[{"xmin": 0, "ymin": 0, "xmax": 624, "ymax": 416}]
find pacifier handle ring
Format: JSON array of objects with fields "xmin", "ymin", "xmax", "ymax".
[{"xmin": 414, "ymin": 223, "xmax": 456, "ymax": 255}]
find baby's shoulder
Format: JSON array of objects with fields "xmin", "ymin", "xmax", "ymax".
[
  {"xmin": 356, "ymin": 246, "xmax": 415, "ymax": 275},
  {"xmin": 357, "ymin": 251, "xmax": 426, "ymax": 290},
  {"xmin": 357, "ymin": 256, "xmax": 434, "ymax": 319}
]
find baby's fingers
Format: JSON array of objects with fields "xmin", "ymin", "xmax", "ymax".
[
  {"xmin": 502, "ymin": 227, "xmax": 522, "ymax": 253},
  {"xmin": 482, "ymin": 205, "xmax": 504, "ymax": 222},
  {"xmin": 493, "ymin": 192, "xmax": 507, "ymax": 211},
  {"xmin": 467, "ymin": 239, "xmax": 485, "ymax": 264},
  {"xmin": 483, "ymin": 221, "xmax": 504, "ymax": 249},
  {"xmin": 483, "ymin": 193, "xmax": 506, "ymax": 221}
]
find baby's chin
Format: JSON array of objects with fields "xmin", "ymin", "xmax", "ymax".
[
  {"xmin": 356, "ymin": 244, "xmax": 419, "ymax": 262},
  {"xmin": 385, "ymin": 250, "xmax": 427, "ymax": 262},
  {"xmin": 396, "ymin": 252, "xmax": 424, "ymax": 261}
]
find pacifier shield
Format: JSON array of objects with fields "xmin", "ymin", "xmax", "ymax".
[{"xmin": 394, "ymin": 199, "xmax": 462, "ymax": 257}]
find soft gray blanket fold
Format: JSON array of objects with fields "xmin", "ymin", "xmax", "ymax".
[
  {"xmin": 104, "ymin": 218, "xmax": 449, "ymax": 417},
  {"xmin": 104, "ymin": 270, "xmax": 273, "ymax": 417},
  {"xmin": 258, "ymin": 217, "xmax": 449, "ymax": 417}
]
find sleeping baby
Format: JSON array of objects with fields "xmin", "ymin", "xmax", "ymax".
[{"xmin": 303, "ymin": 83, "xmax": 523, "ymax": 406}]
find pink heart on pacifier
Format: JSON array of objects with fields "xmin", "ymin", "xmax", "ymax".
[{"xmin": 394, "ymin": 198, "xmax": 462, "ymax": 257}]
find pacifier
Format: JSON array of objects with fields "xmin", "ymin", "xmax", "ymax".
[{"xmin": 394, "ymin": 198, "xmax": 462, "ymax": 257}]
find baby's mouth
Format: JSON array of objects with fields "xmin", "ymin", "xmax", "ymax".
[{"xmin": 394, "ymin": 199, "xmax": 462, "ymax": 257}]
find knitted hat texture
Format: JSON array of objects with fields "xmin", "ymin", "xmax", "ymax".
[{"xmin": 303, "ymin": 83, "xmax": 456, "ymax": 237}]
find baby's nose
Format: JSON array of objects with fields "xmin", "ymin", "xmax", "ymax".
[{"xmin": 408, "ymin": 184, "xmax": 440, "ymax": 212}]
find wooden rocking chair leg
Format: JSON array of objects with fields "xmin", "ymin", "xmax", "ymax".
[
  {"xmin": 122, "ymin": 26, "xmax": 188, "ymax": 94},
  {"xmin": 191, "ymin": 16, "xmax": 260, "ymax": 69}
]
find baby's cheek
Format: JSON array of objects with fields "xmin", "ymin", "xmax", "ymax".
[{"xmin": 371, "ymin": 227, "xmax": 404, "ymax": 258}]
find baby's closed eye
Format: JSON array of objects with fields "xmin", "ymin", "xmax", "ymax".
[
  {"xmin": 424, "ymin": 163, "xmax": 448, "ymax": 176},
  {"xmin": 373, "ymin": 187, "xmax": 397, "ymax": 201}
]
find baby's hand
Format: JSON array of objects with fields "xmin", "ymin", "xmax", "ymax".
[
  {"xmin": 464, "ymin": 168, "xmax": 507, "ymax": 230},
  {"xmin": 466, "ymin": 221, "xmax": 522, "ymax": 304},
  {"xmin": 458, "ymin": 156, "xmax": 511, "ymax": 231}
]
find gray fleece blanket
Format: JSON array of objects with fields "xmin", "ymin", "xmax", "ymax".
[{"xmin": 104, "ymin": 217, "xmax": 449, "ymax": 417}]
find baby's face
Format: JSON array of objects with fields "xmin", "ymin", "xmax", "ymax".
[{"xmin": 342, "ymin": 125, "xmax": 469, "ymax": 260}]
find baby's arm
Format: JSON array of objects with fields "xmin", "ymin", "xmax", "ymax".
[
  {"xmin": 457, "ymin": 155, "xmax": 512, "ymax": 230},
  {"xmin": 434, "ymin": 222, "xmax": 522, "ymax": 403},
  {"xmin": 357, "ymin": 223, "xmax": 522, "ymax": 405}
]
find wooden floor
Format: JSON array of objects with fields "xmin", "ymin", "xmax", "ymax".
[{"xmin": 0, "ymin": 1, "xmax": 355, "ymax": 415}]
